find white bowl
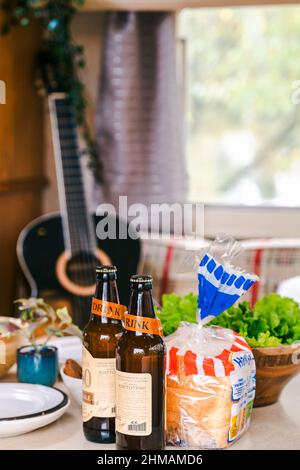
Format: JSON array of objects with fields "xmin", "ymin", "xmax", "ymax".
[
  {"xmin": 60, "ymin": 366, "xmax": 82, "ymax": 406},
  {"xmin": 48, "ymin": 336, "xmax": 82, "ymax": 367}
]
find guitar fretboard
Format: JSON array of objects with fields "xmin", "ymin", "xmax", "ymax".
[{"xmin": 49, "ymin": 94, "xmax": 96, "ymax": 256}]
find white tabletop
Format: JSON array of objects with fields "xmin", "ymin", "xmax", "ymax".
[{"xmin": 0, "ymin": 371, "xmax": 299, "ymax": 450}]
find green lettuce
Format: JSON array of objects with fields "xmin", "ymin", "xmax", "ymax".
[
  {"xmin": 155, "ymin": 293, "xmax": 197, "ymax": 336},
  {"xmin": 156, "ymin": 292, "xmax": 300, "ymax": 347},
  {"xmin": 210, "ymin": 293, "xmax": 300, "ymax": 346}
]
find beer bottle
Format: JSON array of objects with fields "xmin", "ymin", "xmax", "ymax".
[
  {"xmin": 116, "ymin": 275, "xmax": 165, "ymax": 450},
  {"xmin": 82, "ymin": 265, "xmax": 125, "ymax": 443}
]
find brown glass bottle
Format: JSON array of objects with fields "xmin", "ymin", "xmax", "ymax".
[
  {"xmin": 82, "ymin": 266, "xmax": 124, "ymax": 443},
  {"xmin": 116, "ymin": 275, "xmax": 165, "ymax": 450}
]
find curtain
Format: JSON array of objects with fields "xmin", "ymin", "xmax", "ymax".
[{"xmin": 95, "ymin": 12, "xmax": 187, "ymax": 212}]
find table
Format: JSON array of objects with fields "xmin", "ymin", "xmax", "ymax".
[{"xmin": 0, "ymin": 371, "xmax": 300, "ymax": 450}]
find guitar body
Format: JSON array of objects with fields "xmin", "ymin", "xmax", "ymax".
[{"xmin": 17, "ymin": 212, "xmax": 141, "ymax": 328}]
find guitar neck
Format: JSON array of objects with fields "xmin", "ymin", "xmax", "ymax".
[{"xmin": 49, "ymin": 93, "xmax": 96, "ymax": 254}]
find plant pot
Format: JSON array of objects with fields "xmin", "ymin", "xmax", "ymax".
[
  {"xmin": 17, "ymin": 345, "xmax": 58, "ymax": 387},
  {"xmin": 253, "ymin": 343, "xmax": 300, "ymax": 407}
]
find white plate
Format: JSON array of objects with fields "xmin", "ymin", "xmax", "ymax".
[
  {"xmin": 47, "ymin": 336, "xmax": 82, "ymax": 366},
  {"xmin": 0, "ymin": 383, "xmax": 70, "ymax": 437}
]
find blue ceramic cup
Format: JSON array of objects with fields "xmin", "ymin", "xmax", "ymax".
[{"xmin": 17, "ymin": 345, "xmax": 58, "ymax": 387}]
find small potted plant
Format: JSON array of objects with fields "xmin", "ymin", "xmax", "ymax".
[{"xmin": 15, "ymin": 298, "xmax": 82, "ymax": 387}]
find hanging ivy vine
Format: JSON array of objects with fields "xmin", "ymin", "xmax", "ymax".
[{"xmin": 0, "ymin": 0, "xmax": 103, "ymax": 183}]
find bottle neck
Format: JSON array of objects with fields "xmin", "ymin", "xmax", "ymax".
[
  {"xmin": 91, "ymin": 279, "xmax": 120, "ymax": 323},
  {"xmin": 128, "ymin": 288, "xmax": 156, "ymax": 319}
]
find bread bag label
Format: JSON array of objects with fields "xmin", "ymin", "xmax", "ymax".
[
  {"xmin": 124, "ymin": 313, "xmax": 163, "ymax": 336},
  {"xmin": 82, "ymin": 347, "xmax": 116, "ymax": 421},
  {"xmin": 91, "ymin": 298, "xmax": 126, "ymax": 321},
  {"xmin": 116, "ymin": 371, "xmax": 152, "ymax": 436},
  {"xmin": 228, "ymin": 351, "xmax": 256, "ymax": 442}
]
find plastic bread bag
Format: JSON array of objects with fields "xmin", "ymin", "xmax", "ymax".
[
  {"xmin": 197, "ymin": 234, "xmax": 258, "ymax": 324},
  {"xmin": 165, "ymin": 235, "xmax": 258, "ymax": 448},
  {"xmin": 166, "ymin": 324, "xmax": 256, "ymax": 449}
]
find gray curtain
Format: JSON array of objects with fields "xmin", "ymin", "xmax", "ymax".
[{"xmin": 95, "ymin": 12, "xmax": 187, "ymax": 211}]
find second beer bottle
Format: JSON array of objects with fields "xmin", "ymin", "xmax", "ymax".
[
  {"xmin": 116, "ymin": 275, "xmax": 166, "ymax": 450},
  {"xmin": 82, "ymin": 265, "xmax": 125, "ymax": 443}
]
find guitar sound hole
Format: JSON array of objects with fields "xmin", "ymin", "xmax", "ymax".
[{"xmin": 66, "ymin": 252, "xmax": 98, "ymax": 287}]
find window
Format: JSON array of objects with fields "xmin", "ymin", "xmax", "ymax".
[{"xmin": 180, "ymin": 6, "xmax": 300, "ymax": 207}]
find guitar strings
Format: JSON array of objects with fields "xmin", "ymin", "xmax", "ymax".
[
  {"xmin": 53, "ymin": 97, "xmax": 94, "ymax": 326},
  {"xmin": 60, "ymin": 101, "xmax": 96, "ymax": 262},
  {"xmin": 55, "ymin": 97, "xmax": 99, "ymax": 322}
]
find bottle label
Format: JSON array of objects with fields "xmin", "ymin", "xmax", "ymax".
[
  {"xmin": 82, "ymin": 347, "xmax": 116, "ymax": 422},
  {"xmin": 124, "ymin": 313, "xmax": 163, "ymax": 336},
  {"xmin": 116, "ymin": 371, "xmax": 152, "ymax": 436},
  {"xmin": 91, "ymin": 298, "xmax": 126, "ymax": 321}
]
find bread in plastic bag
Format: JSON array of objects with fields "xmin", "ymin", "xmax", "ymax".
[{"xmin": 166, "ymin": 324, "xmax": 256, "ymax": 449}]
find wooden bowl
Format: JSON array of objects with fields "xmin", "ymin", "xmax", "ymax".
[
  {"xmin": 253, "ymin": 343, "xmax": 300, "ymax": 407},
  {"xmin": 0, "ymin": 317, "xmax": 23, "ymax": 378}
]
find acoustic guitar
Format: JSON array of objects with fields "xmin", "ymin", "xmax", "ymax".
[{"xmin": 17, "ymin": 56, "xmax": 141, "ymax": 329}]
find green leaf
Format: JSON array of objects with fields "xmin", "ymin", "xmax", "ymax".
[
  {"xmin": 45, "ymin": 326, "xmax": 63, "ymax": 337},
  {"xmin": 56, "ymin": 307, "xmax": 72, "ymax": 325},
  {"xmin": 210, "ymin": 294, "xmax": 300, "ymax": 347},
  {"xmin": 13, "ymin": 296, "xmax": 80, "ymax": 346},
  {"xmin": 155, "ymin": 293, "xmax": 197, "ymax": 336}
]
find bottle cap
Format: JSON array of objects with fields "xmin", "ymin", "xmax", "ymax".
[
  {"xmin": 96, "ymin": 265, "xmax": 117, "ymax": 274},
  {"xmin": 96, "ymin": 266, "xmax": 117, "ymax": 280},
  {"xmin": 130, "ymin": 274, "xmax": 152, "ymax": 289}
]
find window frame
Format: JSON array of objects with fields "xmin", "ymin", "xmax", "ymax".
[
  {"xmin": 203, "ymin": 204, "xmax": 300, "ymax": 238},
  {"xmin": 177, "ymin": 5, "xmax": 300, "ymax": 238}
]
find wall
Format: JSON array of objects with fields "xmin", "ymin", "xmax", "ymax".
[
  {"xmin": 43, "ymin": 12, "xmax": 105, "ymax": 215},
  {"xmin": 0, "ymin": 18, "xmax": 43, "ymax": 315},
  {"xmin": 0, "ymin": 12, "xmax": 104, "ymax": 315}
]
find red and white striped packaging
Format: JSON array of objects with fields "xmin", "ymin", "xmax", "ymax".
[{"xmin": 166, "ymin": 324, "xmax": 256, "ymax": 449}]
